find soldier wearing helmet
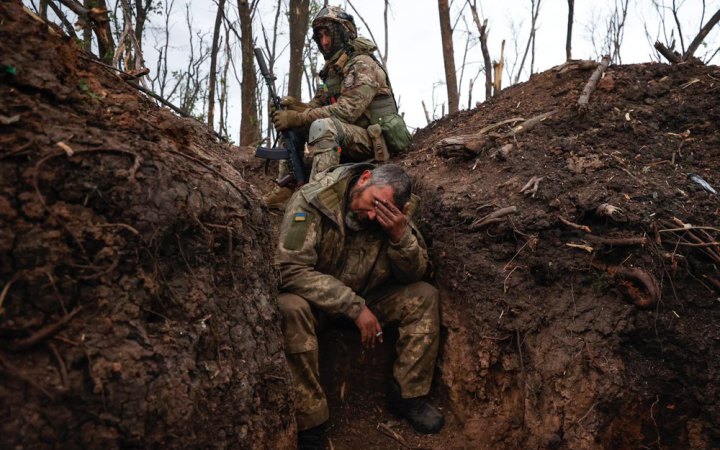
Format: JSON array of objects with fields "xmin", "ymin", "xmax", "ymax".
[{"xmin": 266, "ymin": 5, "xmax": 411, "ymax": 209}]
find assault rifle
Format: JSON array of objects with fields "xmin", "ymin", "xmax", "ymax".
[{"xmin": 254, "ymin": 47, "xmax": 307, "ymax": 186}]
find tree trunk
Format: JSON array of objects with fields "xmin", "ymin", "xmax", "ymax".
[
  {"xmin": 82, "ymin": 0, "xmax": 92, "ymax": 51},
  {"xmin": 208, "ymin": 0, "xmax": 226, "ymax": 131},
  {"xmin": 288, "ymin": 0, "xmax": 310, "ymax": 99},
  {"xmin": 566, "ymin": 0, "xmax": 574, "ymax": 60},
  {"xmin": 238, "ymin": 0, "xmax": 259, "ymax": 146},
  {"xmin": 438, "ymin": 0, "xmax": 459, "ymax": 114},
  {"xmin": 684, "ymin": 8, "xmax": 720, "ymax": 61},
  {"xmin": 514, "ymin": 0, "xmax": 542, "ymax": 84}
]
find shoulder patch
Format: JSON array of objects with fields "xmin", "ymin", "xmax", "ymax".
[{"xmin": 283, "ymin": 211, "xmax": 314, "ymax": 251}]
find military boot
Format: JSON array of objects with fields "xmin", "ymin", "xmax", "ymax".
[
  {"xmin": 387, "ymin": 379, "xmax": 444, "ymax": 434},
  {"xmin": 297, "ymin": 422, "xmax": 328, "ymax": 450},
  {"xmin": 263, "ymin": 185, "xmax": 294, "ymax": 210}
]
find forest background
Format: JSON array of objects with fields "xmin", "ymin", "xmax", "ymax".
[{"xmin": 25, "ymin": 0, "xmax": 720, "ymax": 145}]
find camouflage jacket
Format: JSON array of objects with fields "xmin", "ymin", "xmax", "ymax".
[
  {"xmin": 303, "ymin": 38, "xmax": 394, "ymax": 128},
  {"xmin": 275, "ymin": 164, "xmax": 429, "ymax": 320}
]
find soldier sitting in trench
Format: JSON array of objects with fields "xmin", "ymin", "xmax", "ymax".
[
  {"xmin": 275, "ymin": 163, "xmax": 443, "ymax": 448},
  {"xmin": 266, "ymin": 5, "xmax": 410, "ymax": 209}
]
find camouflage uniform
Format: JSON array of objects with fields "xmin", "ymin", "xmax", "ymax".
[
  {"xmin": 276, "ymin": 164, "xmax": 440, "ymax": 431},
  {"xmin": 279, "ymin": 7, "xmax": 399, "ymax": 181}
]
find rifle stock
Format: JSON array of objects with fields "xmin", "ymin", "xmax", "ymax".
[{"xmin": 254, "ymin": 47, "xmax": 307, "ymax": 186}]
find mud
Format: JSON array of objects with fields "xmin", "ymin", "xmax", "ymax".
[
  {"xmin": 1, "ymin": 2, "xmax": 293, "ymax": 449},
  {"xmin": 403, "ymin": 60, "xmax": 720, "ymax": 449},
  {"xmin": 2, "ymin": 0, "xmax": 720, "ymax": 449}
]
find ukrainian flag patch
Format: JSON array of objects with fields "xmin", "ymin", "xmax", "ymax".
[{"xmin": 284, "ymin": 210, "xmax": 313, "ymax": 251}]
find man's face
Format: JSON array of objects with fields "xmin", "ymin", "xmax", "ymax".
[
  {"xmin": 316, "ymin": 28, "xmax": 333, "ymax": 55},
  {"xmin": 347, "ymin": 171, "xmax": 396, "ymax": 229}
]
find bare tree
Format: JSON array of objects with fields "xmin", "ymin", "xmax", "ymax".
[
  {"xmin": 606, "ymin": 0, "xmax": 630, "ymax": 63},
  {"xmin": 438, "ymin": 0, "xmax": 459, "ymax": 114},
  {"xmin": 383, "ymin": 0, "xmax": 389, "ymax": 64},
  {"xmin": 513, "ymin": 0, "xmax": 542, "ymax": 84},
  {"xmin": 149, "ymin": 0, "xmax": 175, "ymax": 98},
  {"xmin": 493, "ymin": 40, "xmax": 505, "ymax": 95},
  {"xmin": 177, "ymin": 6, "xmax": 211, "ymax": 115},
  {"xmin": 208, "ymin": 0, "xmax": 226, "ymax": 131},
  {"xmin": 238, "ymin": 0, "xmax": 260, "ymax": 146},
  {"xmin": 54, "ymin": 0, "xmax": 116, "ymax": 60},
  {"xmin": 288, "ymin": 0, "xmax": 310, "ymax": 99},
  {"xmin": 347, "ymin": 0, "xmax": 387, "ymax": 64},
  {"xmin": 684, "ymin": 8, "xmax": 720, "ymax": 61},
  {"xmin": 467, "ymin": 0, "xmax": 493, "ymax": 100},
  {"xmin": 566, "ymin": 0, "xmax": 574, "ymax": 60}
]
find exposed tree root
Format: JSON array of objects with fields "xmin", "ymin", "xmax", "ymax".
[{"xmin": 591, "ymin": 261, "xmax": 660, "ymax": 309}]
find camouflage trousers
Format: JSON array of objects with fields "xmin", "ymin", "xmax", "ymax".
[
  {"xmin": 278, "ymin": 281, "xmax": 440, "ymax": 431},
  {"xmin": 278, "ymin": 117, "xmax": 374, "ymax": 183}
]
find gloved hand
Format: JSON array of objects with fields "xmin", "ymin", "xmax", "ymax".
[
  {"xmin": 272, "ymin": 109, "xmax": 305, "ymax": 131},
  {"xmin": 279, "ymin": 96, "xmax": 310, "ymax": 112}
]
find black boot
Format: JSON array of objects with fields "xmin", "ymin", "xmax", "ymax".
[
  {"xmin": 387, "ymin": 379, "xmax": 445, "ymax": 434},
  {"xmin": 297, "ymin": 422, "xmax": 328, "ymax": 450}
]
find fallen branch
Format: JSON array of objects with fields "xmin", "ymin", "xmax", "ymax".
[
  {"xmin": 578, "ymin": 55, "xmax": 611, "ymax": 110},
  {"xmin": 558, "ymin": 216, "xmax": 591, "ymax": 233},
  {"xmin": 470, "ymin": 206, "xmax": 517, "ymax": 230},
  {"xmin": 504, "ymin": 110, "xmax": 556, "ymax": 137},
  {"xmin": 435, "ymin": 117, "xmax": 524, "ymax": 158},
  {"xmin": 566, "ymin": 242, "xmax": 594, "ymax": 252},
  {"xmin": 654, "ymin": 41, "xmax": 682, "ymax": 64},
  {"xmin": 591, "ymin": 261, "xmax": 660, "ymax": 309},
  {"xmin": 552, "ymin": 59, "xmax": 599, "ymax": 74},
  {"xmin": 584, "ymin": 235, "xmax": 648, "ymax": 246},
  {"xmin": 520, "ymin": 176, "xmax": 543, "ymax": 197}
]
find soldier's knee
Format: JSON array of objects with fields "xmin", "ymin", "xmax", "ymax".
[
  {"xmin": 308, "ymin": 118, "xmax": 339, "ymax": 145},
  {"xmin": 278, "ymin": 293, "xmax": 313, "ymax": 320},
  {"xmin": 408, "ymin": 281, "xmax": 439, "ymax": 309},
  {"xmin": 401, "ymin": 282, "xmax": 440, "ymax": 333}
]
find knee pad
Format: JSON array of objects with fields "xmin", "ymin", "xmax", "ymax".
[{"xmin": 308, "ymin": 118, "xmax": 340, "ymax": 146}]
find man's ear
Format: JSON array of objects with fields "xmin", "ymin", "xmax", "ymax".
[
  {"xmin": 402, "ymin": 202, "xmax": 410, "ymax": 215},
  {"xmin": 358, "ymin": 170, "xmax": 372, "ymax": 187}
]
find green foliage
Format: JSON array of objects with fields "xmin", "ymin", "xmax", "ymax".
[
  {"xmin": 77, "ymin": 80, "xmax": 101, "ymax": 100},
  {"xmin": 1, "ymin": 64, "xmax": 17, "ymax": 75},
  {"xmin": 590, "ymin": 271, "xmax": 609, "ymax": 292}
]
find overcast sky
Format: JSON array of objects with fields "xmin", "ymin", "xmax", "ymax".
[{"xmin": 158, "ymin": 1, "xmax": 719, "ymax": 142}]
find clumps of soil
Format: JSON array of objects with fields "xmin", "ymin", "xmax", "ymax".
[
  {"xmin": 404, "ymin": 59, "xmax": 720, "ymax": 448},
  {"xmin": 3, "ymin": 0, "xmax": 720, "ymax": 448},
  {"xmin": 0, "ymin": 2, "xmax": 293, "ymax": 449}
]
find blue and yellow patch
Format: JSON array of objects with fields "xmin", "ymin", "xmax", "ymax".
[{"xmin": 284, "ymin": 210, "xmax": 313, "ymax": 251}]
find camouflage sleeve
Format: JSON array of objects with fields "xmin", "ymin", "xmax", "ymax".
[
  {"xmin": 300, "ymin": 55, "xmax": 380, "ymax": 125},
  {"xmin": 306, "ymin": 87, "xmax": 326, "ymax": 109},
  {"xmin": 386, "ymin": 224, "xmax": 429, "ymax": 284},
  {"xmin": 275, "ymin": 193, "xmax": 366, "ymax": 320}
]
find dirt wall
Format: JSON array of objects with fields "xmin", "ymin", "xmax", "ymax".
[{"xmin": 0, "ymin": 2, "xmax": 294, "ymax": 448}]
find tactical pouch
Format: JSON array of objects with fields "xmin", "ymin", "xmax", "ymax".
[
  {"xmin": 367, "ymin": 123, "xmax": 390, "ymax": 162},
  {"xmin": 378, "ymin": 113, "xmax": 411, "ymax": 153}
]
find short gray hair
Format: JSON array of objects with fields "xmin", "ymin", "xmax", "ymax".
[{"xmin": 367, "ymin": 164, "xmax": 412, "ymax": 208}]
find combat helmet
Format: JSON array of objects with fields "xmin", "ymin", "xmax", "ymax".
[{"xmin": 311, "ymin": 5, "xmax": 357, "ymax": 58}]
